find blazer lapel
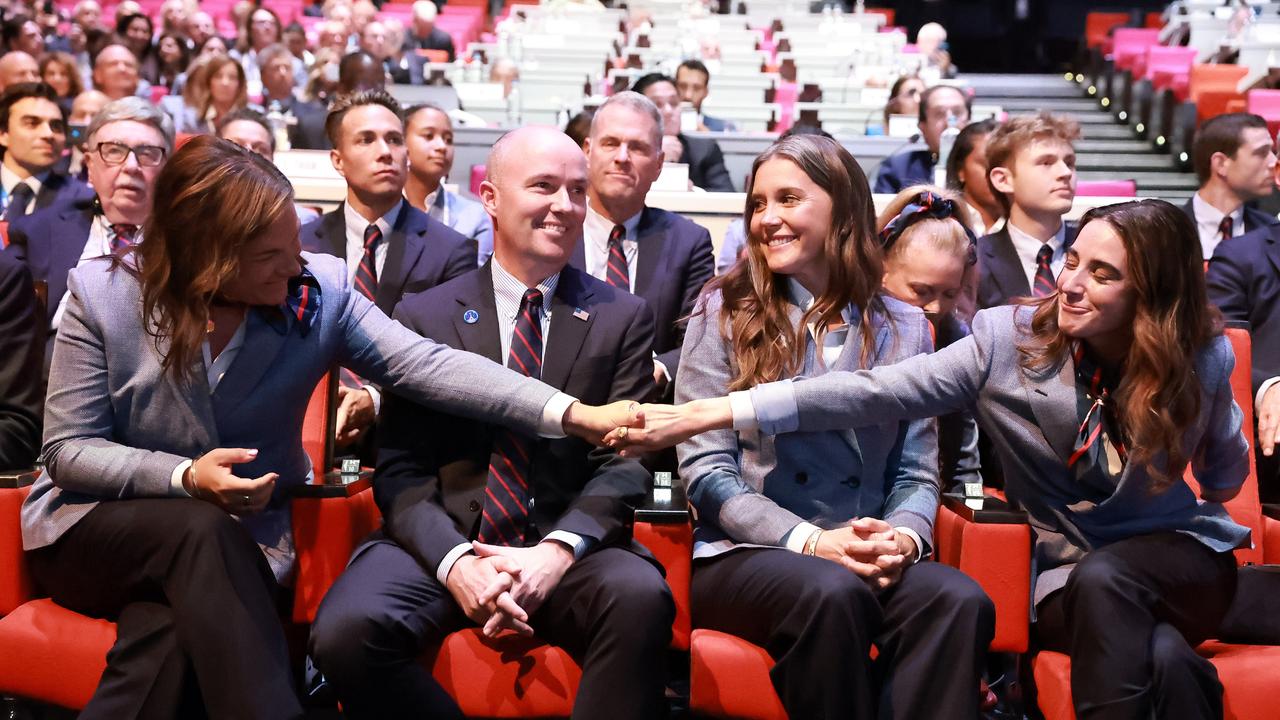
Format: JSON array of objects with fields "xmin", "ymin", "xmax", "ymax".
[
  {"xmin": 319, "ymin": 209, "xmax": 345, "ymax": 258},
  {"xmin": 1020, "ymin": 353, "xmax": 1079, "ymax": 464},
  {"xmin": 452, "ymin": 265, "xmax": 502, "ymax": 364},
  {"xmin": 541, "ymin": 268, "xmax": 594, "ymax": 390},
  {"xmin": 375, "ymin": 206, "xmax": 423, "ymax": 314},
  {"xmin": 632, "ymin": 207, "xmax": 667, "ymax": 297},
  {"xmin": 984, "ymin": 228, "xmax": 1031, "ymax": 299},
  {"xmin": 569, "ymin": 234, "xmax": 587, "ymax": 273},
  {"xmin": 1266, "ymin": 230, "xmax": 1280, "ymax": 277},
  {"xmin": 46, "ymin": 207, "xmax": 94, "ymax": 323},
  {"xmin": 209, "ymin": 310, "xmax": 290, "ymax": 418}
]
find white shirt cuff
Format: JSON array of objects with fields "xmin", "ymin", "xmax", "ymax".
[
  {"xmin": 895, "ymin": 527, "xmax": 926, "ymax": 564},
  {"xmin": 1256, "ymin": 376, "xmax": 1280, "ymax": 412},
  {"xmin": 784, "ymin": 521, "xmax": 822, "ymax": 552},
  {"xmin": 539, "ymin": 392, "xmax": 577, "ymax": 438},
  {"xmin": 435, "ymin": 541, "xmax": 475, "ymax": 585},
  {"xmin": 362, "ymin": 384, "xmax": 381, "ymax": 415},
  {"xmin": 542, "ymin": 530, "xmax": 589, "ymax": 559},
  {"xmin": 652, "ymin": 354, "xmax": 671, "ymax": 383},
  {"xmin": 170, "ymin": 459, "xmax": 192, "ymax": 497},
  {"xmin": 729, "ymin": 390, "xmax": 758, "ymax": 431}
]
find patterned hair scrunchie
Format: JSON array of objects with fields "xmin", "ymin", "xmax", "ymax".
[{"xmin": 877, "ymin": 190, "xmax": 978, "ymax": 266}]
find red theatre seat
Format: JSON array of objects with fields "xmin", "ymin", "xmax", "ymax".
[
  {"xmin": 1085, "ymin": 12, "xmax": 1130, "ymax": 54},
  {"xmin": 1110, "ymin": 29, "xmax": 1160, "ymax": 72}
]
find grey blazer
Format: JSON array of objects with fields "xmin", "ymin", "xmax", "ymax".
[
  {"xmin": 22, "ymin": 253, "xmax": 560, "ymax": 578},
  {"xmin": 675, "ymin": 289, "xmax": 940, "ymax": 560},
  {"xmin": 744, "ymin": 304, "xmax": 1252, "ymax": 604}
]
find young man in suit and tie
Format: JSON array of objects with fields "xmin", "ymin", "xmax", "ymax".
[
  {"xmin": 300, "ymin": 89, "xmax": 475, "ymax": 446},
  {"xmin": 0, "ymin": 83, "xmax": 88, "ymax": 220},
  {"xmin": 977, "ymin": 112, "xmax": 1080, "ymax": 309},
  {"xmin": 1184, "ymin": 113, "xmax": 1279, "ymax": 259},
  {"xmin": 576, "ymin": 91, "xmax": 716, "ymax": 399},
  {"xmin": 309, "ymin": 125, "xmax": 674, "ymax": 719},
  {"xmin": 633, "ymin": 73, "xmax": 735, "ymax": 192},
  {"xmin": 5, "ymin": 96, "xmax": 169, "ymax": 349}
]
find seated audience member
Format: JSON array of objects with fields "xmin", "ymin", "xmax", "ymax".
[
  {"xmin": 1185, "ymin": 113, "xmax": 1279, "ymax": 259},
  {"xmin": 216, "ymin": 108, "xmax": 320, "ymax": 225},
  {"xmin": 403, "ymin": 103, "xmax": 493, "ymax": 264},
  {"xmin": 258, "ymin": 43, "xmax": 330, "ymax": 150},
  {"xmin": 877, "ymin": 186, "xmax": 981, "ymax": 491},
  {"xmin": 873, "ymin": 84, "xmax": 970, "ymax": 193},
  {"xmin": 633, "ymin": 72, "xmax": 734, "ymax": 192},
  {"xmin": 21, "ymin": 134, "xmax": 637, "ymax": 719},
  {"xmin": 92, "ymin": 42, "xmax": 145, "ymax": 100},
  {"xmin": 195, "ymin": 34, "xmax": 231, "ymax": 60},
  {"xmin": 337, "ymin": 51, "xmax": 386, "ymax": 96},
  {"xmin": 0, "ymin": 253, "xmax": 42, "ymax": 469},
  {"xmin": 887, "ymin": 75, "xmax": 925, "ymax": 121},
  {"xmin": 304, "ymin": 48, "xmax": 343, "ymax": 105},
  {"xmin": 977, "ymin": 112, "xmax": 1079, "ymax": 309},
  {"xmin": 311, "ymin": 125, "xmax": 672, "ymax": 720},
  {"xmin": 162, "ymin": 54, "xmax": 251, "ymax": 134},
  {"xmin": 1207, "ymin": 224, "xmax": 1280, "ymax": 501},
  {"xmin": 234, "ymin": 7, "xmax": 305, "ymax": 99},
  {"xmin": 631, "ymin": 199, "xmax": 1268, "ymax": 720},
  {"xmin": 153, "ymin": 32, "xmax": 192, "ymax": 91},
  {"xmin": 945, "ymin": 118, "xmax": 1003, "ymax": 236},
  {"xmin": 564, "ymin": 108, "xmax": 594, "ymax": 148},
  {"xmin": 159, "ymin": 0, "xmax": 188, "ymax": 36},
  {"xmin": 0, "ymin": 52, "xmax": 41, "ymax": 93},
  {"xmin": 490, "ymin": 57, "xmax": 520, "ymax": 98},
  {"xmin": 3, "ymin": 15, "xmax": 45, "ymax": 57},
  {"xmin": 5, "ymin": 97, "xmax": 167, "ymax": 347},
  {"xmin": 658, "ymin": 134, "xmax": 993, "ymax": 718},
  {"xmin": 0, "ymin": 83, "xmax": 87, "ymax": 220},
  {"xmin": 39, "ymin": 52, "xmax": 84, "ymax": 109},
  {"xmin": 352, "ymin": 0, "xmax": 379, "ymax": 38},
  {"xmin": 301, "ymin": 90, "xmax": 475, "ymax": 445},
  {"xmin": 404, "ymin": 0, "xmax": 456, "ymax": 62},
  {"xmin": 116, "ymin": 12, "xmax": 159, "ymax": 85},
  {"xmin": 676, "ymin": 59, "xmax": 737, "ymax": 132},
  {"xmin": 185, "ymin": 11, "xmax": 217, "ymax": 50},
  {"xmin": 283, "ymin": 22, "xmax": 313, "ymax": 67},
  {"xmin": 63, "ymin": 90, "xmax": 109, "ymax": 180},
  {"xmin": 915, "ymin": 22, "xmax": 956, "ymax": 79},
  {"xmin": 577, "ymin": 91, "xmax": 715, "ymax": 396},
  {"xmin": 317, "ymin": 19, "xmax": 351, "ymax": 55},
  {"xmin": 73, "ymin": 0, "xmax": 104, "ymax": 33}
]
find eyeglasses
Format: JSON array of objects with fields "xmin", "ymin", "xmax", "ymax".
[{"xmin": 90, "ymin": 141, "xmax": 167, "ymax": 167}]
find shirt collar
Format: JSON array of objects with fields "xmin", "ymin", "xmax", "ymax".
[
  {"xmin": 1192, "ymin": 191, "xmax": 1243, "ymax": 227},
  {"xmin": 784, "ymin": 277, "xmax": 853, "ymax": 323},
  {"xmin": 585, "ymin": 201, "xmax": 643, "ymax": 251},
  {"xmin": 1006, "ymin": 218, "xmax": 1067, "ymax": 272},
  {"xmin": 491, "ymin": 254, "xmax": 560, "ymax": 318},
  {"xmin": 343, "ymin": 199, "xmax": 404, "ymax": 242},
  {"xmin": 1, "ymin": 164, "xmax": 48, "ymax": 196}
]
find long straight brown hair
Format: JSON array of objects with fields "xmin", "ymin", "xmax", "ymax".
[
  {"xmin": 137, "ymin": 134, "xmax": 294, "ymax": 381},
  {"xmin": 1019, "ymin": 199, "xmax": 1222, "ymax": 489},
  {"xmin": 705, "ymin": 135, "xmax": 886, "ymax": 390}
]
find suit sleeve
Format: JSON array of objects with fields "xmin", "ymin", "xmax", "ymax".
[
  {"xmin": 1206, "ymin": 242, "xmax": 1265, "ymax": 395},
  {"xmin": 1190, "ymin": 337, "xmax": 1249, "ymax": 493},
  {"xmin": 656, "ymin": 226, "xmax": 715, "ymax": 381},
  {"xmin": 3, "ymin": 219, "xmax": 32, "ymax": 264},
  {"xmin": 549, "ymin": 300, "xmax": 656, "ymax": 545},
  {"xmin": 697, "ymin": 141, "xmax": 735, "ymax": 192},
  {"xmin": 0, "ymin": 259, "xmax": 42, "ymax": 469},
  {"xmin": 674, "ymin": 291, "xmax": 809, "ymax": 547},
  {"xmin": 872, "ymin": 161, "xmax": 899, "ymax": 194}
]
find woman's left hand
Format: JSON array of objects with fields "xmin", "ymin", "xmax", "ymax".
[{"xmin": 604, "ymin": 398, "xmax": 735, "ymax": 456}]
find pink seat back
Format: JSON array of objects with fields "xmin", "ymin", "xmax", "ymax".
[
  {"xmin": 1247, "ymin": 89, "xmax": 1280, "ymax": 118},
  {"xmin": 1075, "ymin": 180, "xmax": 1137, "ymax": 197}
]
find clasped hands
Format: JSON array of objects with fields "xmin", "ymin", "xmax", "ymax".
[
  {"xmin": 445, "ymin": 540, "xmax": 575, "ymax": 638},
  {"xmin": 814, "ymin": 517, "xmax": 917, "ymax": 591}
]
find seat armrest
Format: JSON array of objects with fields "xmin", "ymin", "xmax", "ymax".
[
  {"xmin": 935, "ymin": 493, "xmax": 1031, "ymax": 654},
  {"xmin": 633, "ymin": 473, "xmax": 692, "ymax": 652},
  {"xmin": 0, "ymin": 472, "xmax": 38, "ymax": 615},
  {"xmin": 289, "ymin": 473, "xmax": 382, "ymax": 624},
  {"xmin": 1263, "ymin": 510, "xmax": 1280, "ymax": 564}
]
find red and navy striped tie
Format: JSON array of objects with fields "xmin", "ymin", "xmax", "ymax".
[
  {"xmin": 605, "ymin": 224, "xmax": 630, "ymax": 289},
  {"xmin": 1032, "ymin": 243, "xmax": 1056, "ymax": 297},
  {"xmin": 343, "ymin": 224, "xmax": 382, "ymax": 388},
  {"xmin": 477, "ymin": 288, "xmax": 544, "ymax": 546},
  {"xmin": 1218, "ymin": 216, "xmax": 1233, "ymax": 243},
  {"xmin": 1067, "ymin": 343, "xmax": 1127, "ymax": 473}
]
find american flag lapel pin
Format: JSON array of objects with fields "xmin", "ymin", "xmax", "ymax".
[{"xmin": 573, "ymin": 308, "xmax": 590, "ymax": 321}]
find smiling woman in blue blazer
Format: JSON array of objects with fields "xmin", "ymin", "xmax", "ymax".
[
  {"xmin": 674, "ymin": 134, "xmax": 994, "ymax": 719},
  {"xmin": 626, "ymin": 199, "xmax": 1254, "ymax": 720},
  {"xmin": 21, "ymin": 136, "xmax": 634, "ymax": 719}
]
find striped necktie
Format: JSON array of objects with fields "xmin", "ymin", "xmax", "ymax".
[
  {"xmin": 1218, "ymin": 215, "xmax": 1233, "ymax": 242},
  {"xmin": 110, "ymin": 224, "xmax": 139, "ymax": 254},
  {"xmin": 477, "ymin": 288, "xmax": 544, "ymax": 546},
  {"xmin": 353, "ymin": 223, "xmax": 381, "ymax": 301},
  {"xmin": 604, "ymin": 223, "xmax": 630, "ymax": 289},
  {"xmin": 1067, "ymin": 342, "xmax": 1127, "ymax": 476},
  {"xmin": 1032, "ymin": 243, "xmax": 1056, "ymax": 297}
]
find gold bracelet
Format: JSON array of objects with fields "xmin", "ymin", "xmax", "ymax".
[
  {"xmin": 187, "ymin": 456, "xmax": 203, "ymax": 499},
  {"xmin": 803, "ymin": 528, "xmax": 823, "ymax": 556}
]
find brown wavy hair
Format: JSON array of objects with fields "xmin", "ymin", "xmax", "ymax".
[
  {"xmin": 182, "ymin": 53, "xmax": 248, "ymax": 123},
  {"xmin": 704, "ymin": 134, "xmax": 886, "ymax": 390},
  {"xmin": 1018, "ymin": 199, "xmax": 1222, "ymax": 489},
  {"xmin": 137, "ymin": 134, "xmax": 294, "ymax": 381}
]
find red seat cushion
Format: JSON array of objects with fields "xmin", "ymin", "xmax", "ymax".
[
  {"xmin": 0, "ymin": 599, "xmax": 114, "ymax": 710},
  {"xmin": 426, "ymin": 628, "xmax": 581, "ymax": 717},
  {"xmin": 689, "ymin": 629, "xmax": 787, "ymax": 720}
]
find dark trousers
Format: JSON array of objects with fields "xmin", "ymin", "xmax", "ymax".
[
  {"xmin": 1033, "ymin": 532, "xmax": 1238, "ymax": 720},
  {"xmin": 26, "ymin": 498, "xmax": 302, "ymax": 720},
  {"xmin": 309, "ymin": 540, "xmax": 674, "ymax": 720},
  {"xmin": 691, "ymin": 548, "xmax": 995, "ymax": 719}
]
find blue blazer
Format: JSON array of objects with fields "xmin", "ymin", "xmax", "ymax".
[
  {"xmin": 872, "ymin": 148, "xmax": 934, "ymax": 194},
  {"xmin": 4, "ymin": 183, "xmax": 98, "ymax": 327},
  {"xmin": 1207, "ymin": 225, "xmax": 1280, "ymax": 396},
  {"xmin": 300, "ymin": 202, "xmax": 476, "ymax": 316},
  {"xmin": 0, "ymin": 252, "xmax": 42, "ymax": 468},
  {"xmin": 675, "ymin": 289, "xmax": 940, "ymax": 559},
  {"xmin": 570, "ymin": 206, "xmax": 715, "ymax": 383},
  {"xmin": 976, "ymin": 222, "xmax": 1079, "ymax": 310}
]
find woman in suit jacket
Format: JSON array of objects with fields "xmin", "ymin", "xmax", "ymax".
[
  {"xmin": 627, "ymin": 199, "xmax": 1251, "ymax": 719},
  {"xmin": 21, "ymin": 136, "xmax": 633, "ymax": 719},
  {"xmin": 674, "ymin": 135, "xmax": 994, "ymax": 719}
]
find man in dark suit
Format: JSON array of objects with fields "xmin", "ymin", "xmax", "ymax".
[
  {"xmin": 403, "ymin": 0, "xmax": 456, "ymax": 62},
  {"xmin": 576, "ymin": 91, "xmax": 716, "ymax": 399},
  {"xmin": 257, "ymin": 43, "xmax": 329, "ymax": 150},
  {"xmin": 1183, "ymin": 113, "xmax": 1280, "ymax": 259},
  {"xmin": 301, "ymin": 89, "xmax": 474, "ymax": 445},
  {"xmin": 0, "ymin": 252, "xmax": 42, "ymax": 469},
  {"xmin": 309, "ymin": 125, "xmax": 673, "ymax": 720},
  {"xmin": 977, "ymin": 112, "xmax": 1080, "ymax": 309},
  {"xmin": 633, "ymin": 72, "xmax": 735, "ymax": 192},
  {"xmin": 873, "ymin": 84, "xmax": 971, "ymax": 194},
  {"xmin": 5, "ymin": 96, "xmax": 170, "ymax": 349},
  {"xmin": 0, "ymin": 82, "xmax": 89, "ymax": 220},
  {"xmin": 1207, "ymin": 226, "xmax": 1280, "ymax": 501}
]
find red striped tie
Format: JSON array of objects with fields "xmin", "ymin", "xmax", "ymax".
[
  {"xmin": 1218, "ymin": 216, "xmax": 1233, "ymax": 242},
  {"xmin": 1032, "ymin": 243, "xmax": 1056, "ymax": 298},
  {"xmin": 477, "ymin": 288, "xmax": 544, "ymax": 546},
  {"xmin": 343, "ymin": 224, "xmax": 382, "ymax": 389},
  {"xmin": 605, "ymin": 224, "xmax": 630, "ymax": 289}
]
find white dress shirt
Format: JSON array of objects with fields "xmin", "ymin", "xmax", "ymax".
[
  {"xmin": 342, "ymin": 199, "xmax": 401, "ymax": 283},
  {"xmin": 1192, "ymin": 192, "xmax": 1246, "ymax": 260},
  {"xmin": 583, "ymin": 203, "xmax": 643, "ymax": 290},
  {"xmin": 1005, "ymin": 219, "xmax": 1068, "ymax": 293},
  {"xmin": 1, "ymin": 165, "xmax": 46, "ymax": 217}
]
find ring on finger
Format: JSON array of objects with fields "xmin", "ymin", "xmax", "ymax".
[
  {"xmin": 242, "ymin": 494, "xmax": 251, "ymax": 507},
  {"xmin": 619, "ymin": 426, "xmax": 628, "ymax": 439}
]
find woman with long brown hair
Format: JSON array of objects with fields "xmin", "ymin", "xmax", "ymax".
[
  {"xmin": 21, "ymin": 135, "xmax": 637, "ymax": 718},
  {"xmin": 622, "ymin": 198, "xmax": 1253, "ymax": 719},
  {"xmin": 164, "ymin": 53, "xmax": 250, "ymax": 134},
  {"xmin": 672, "ymin": 134, "xmax": 994, "ymax": 718}
]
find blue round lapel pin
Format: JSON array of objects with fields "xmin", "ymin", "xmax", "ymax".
[{"xmin": 463, "ymin": 309, "xmax": 480, "ymax": 324}]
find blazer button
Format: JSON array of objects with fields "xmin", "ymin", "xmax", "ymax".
[
  {"xmin": 845, "ymin": 476, "xmax": 861, "ymax": 489},
  {"xmin": 795, "ymin": 472, "xmax": 808, "ymax": 485},
  {"xmin": 468, "ymin": 500, "xmax": 480, "ymax": 512}
]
